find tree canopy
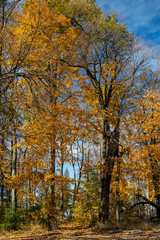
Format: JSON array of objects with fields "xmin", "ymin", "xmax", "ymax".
[{"xmin": 0, "ymin": 0, "xmax": 159, "ymax": 231}]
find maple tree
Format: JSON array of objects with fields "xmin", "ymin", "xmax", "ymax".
[
  {"xmin": 58, "ymin": 1, "xmax": 153, "ymax": 223},
  {"xmin": 8, "ymin": 0, "xmax": 83, "ymax": 230}
]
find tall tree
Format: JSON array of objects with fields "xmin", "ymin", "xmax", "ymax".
[
  {"xmin": 58, "ymin": 0, "xmax": 150, "ymax": 222},
  {"xmin": 10, "ymin": 0, "xmax": 81, "ymax": 229}
]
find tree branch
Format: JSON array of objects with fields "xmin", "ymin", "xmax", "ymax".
[{"xmin": 137, "ymin": 194, "xmax": 160, "ymax": 209}]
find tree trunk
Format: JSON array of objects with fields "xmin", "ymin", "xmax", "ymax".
[
  {"xmin": 99, "ymin": 170, "xmax": 112, "ymax": 223},
  {"xmin": 0, "ymin": 167, "xmax": 4, "ymax": 219},
  {"xmin": 77, "ymin": 140, "xmax": 84, "ymax": 190},
  {"xmin": 11, "ymin": 128, "xmax": 17, "ymax": 211},
  {"xmin": 152, "ymin": 174, "xmax": 160, "ymax": 219},
  {"xmin": 99, "ymin": 117, "xmax": 119, "ymax": 223},
  {"xmin": 70, "ymin": 144, "xmax": 76, "ymax": 217},
  {"xmin": 0, "ymin": 0, "xmax": 5, "ymax": 220},
  {"xmin": 116, "ymin": 157, "xmax": 120, "ymax": 229},
  {"xmin": 47, "ymin": 145, "xmax": 57, "ymax": 230},
  {"xmin": 155, "ymin": 194, "xmax": 160, "ymax": 219},
  {"xmin": 60, "ymin": 139, "xmax": 64, "ymax": 218},
  {"xmin": 0, "ymin": 121, "xmax": 4, "ymax": 218},
  {"xmin": 149, "ymin": 134, "xmax": 160, "ymax": 219},
  {"xmin": 150, "ymin": 159, "xmax": 160, "ymax": 219}
]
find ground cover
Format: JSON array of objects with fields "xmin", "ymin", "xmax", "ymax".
[{"xmin": 0, "ymin": 221, "xmax": 160, "ymax": 240}]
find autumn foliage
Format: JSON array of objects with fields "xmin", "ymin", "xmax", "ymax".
[{"xmin": 0, "ymin": 0, "xmax": 160, "ymax": 231}]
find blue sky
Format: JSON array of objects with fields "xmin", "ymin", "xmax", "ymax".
[{"xmin": 96, "ymin": 0, "xmax": 160, "ymax": 48}]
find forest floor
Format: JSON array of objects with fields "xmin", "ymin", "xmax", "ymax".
[{"xmin": 0, "ymin": 221, "xmax": 160, "ymax": 240}]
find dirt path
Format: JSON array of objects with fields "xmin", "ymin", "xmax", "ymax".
[{"xmin": 0, "ymin": 224, "xmax": 160, "ymax": 240}]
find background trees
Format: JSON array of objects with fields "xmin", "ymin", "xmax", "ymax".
[{"xmin": 124, "ymin": 90, "xmax": 160, "ymax": 218}]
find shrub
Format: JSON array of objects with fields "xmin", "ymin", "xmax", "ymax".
[{"xmin": 2, "ymin": 207, "xmax": 21, "ymax": 231}]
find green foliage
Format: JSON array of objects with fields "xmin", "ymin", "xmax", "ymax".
[
  {"xmin": 83, "ymin": 169, "xmax": 101, "ymax": 204},
  {"xmin": 48, "ymin": 0, "xmax": 102, "ymax": 27},
  {"xmin": 105, "ymin": 14, "xmax": 134, "ymax": 54},
  {"xmin": 64, "ymin": 167, "xmax": 71, "ymax": 208},
  {"xmin": 47, "ymin": 0, "xmax": 69, "ymax": 14},
  {"xmin": 74, "ymin": 169, "xmax": 101, "ymax": 225},
  {"xmin": 1, "ymin": 208, "xmax": 22, "ymax": 231},
  {"xmin": 28, "ymin": 203, "xmax": 42, "ymax": 216}
]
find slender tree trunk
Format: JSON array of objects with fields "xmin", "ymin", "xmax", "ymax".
[
  {"xmin": 11, "ymin": 128, "xmax": 17, "ymax": 211},
  {"xmin": 71, "ymin": 144, "xmax": 76, "ymax": 217},
  {"xmin": 116, "ymin": 157, "xmax": 120, "ymax": 229},
  {"xmin": 0, "ymin": 122, "xmax": 4, "ymax": 218},
  {"xmin": 87, "ymin": 143, "xmax": 90, "ymax": 183},
  {"xmin": 60, "ymin": 139, "xmax": 64, "ymax": 218},
  {"xmin": 28, "ymin": 177, "xmax": 31, "ymax": 210},
  {"xmin": 0, "ymin": 0, "xmax": 5, "ymax": 219},
  {"xmin": 77, "ymin": 140, "xmax": 84, "ymax": 190},
  {"xmin": 48, "ymin": 145, "xmax": 56, "ymax": 230},
  {"xmin": 0, "ymin": 163, "xmax": 4, "ymax": 219},
  {"xmin": 146, "ymin": 181, "xmax": 152, "ymax": 217}
]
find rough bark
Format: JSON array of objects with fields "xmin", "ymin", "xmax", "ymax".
[{"xmin": 99, "ymin": 117, "xmax": 120, "ymax": 223}]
